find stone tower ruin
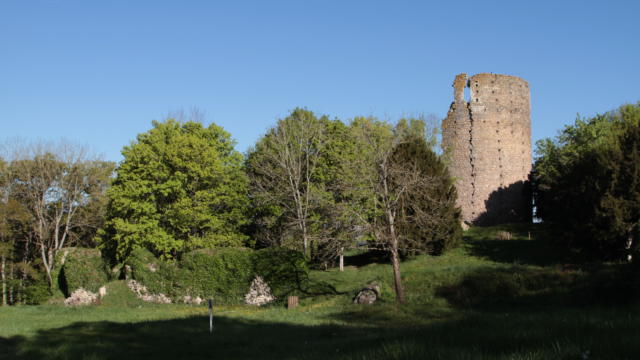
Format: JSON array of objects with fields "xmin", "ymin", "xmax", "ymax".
[{"xmin": 442, "ymin": 73, "xmax": 532, "ymax": 226}]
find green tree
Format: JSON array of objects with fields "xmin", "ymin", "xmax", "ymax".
[
  {"xmin": 391, "ymin": 136, "xmax": 462, "ymax": 256},
  {"xmin": 345, "ymin": 117, "xmax": 460, "ymax": 303},
  {"xmin": 532, "ymin": 102, "xmax": 640, "ymax": 259},
  {"xmin": 100, "ymin": 119, "xmax": 248, "ymax": 261},
  {"xmin": 3, "ymin": 141, "xmax": 113, "ymax": 287},
  {"xmin": 247, "ymin": 108, "xmax": 355, "ymax": 262},
  {"xmin": 589, "ymin": 119, "xmax": 640, "ymax": 260},
  {"xmin": 1, "ymin": 156, "xmax": 38, "ymax": 304}
]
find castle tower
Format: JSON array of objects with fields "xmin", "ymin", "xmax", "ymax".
[{"xmin": 442, "ymin": 73, "xmax": 531, "ymax": 226}]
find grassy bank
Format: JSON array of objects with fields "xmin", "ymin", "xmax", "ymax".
[{"xmin": 2, "ymin": 224, "xmax": 640, "ymax": 359}]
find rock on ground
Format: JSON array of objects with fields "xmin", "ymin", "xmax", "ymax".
[
  {"xmin": 182, "ymin": 295, "xmax": 204, "ymax": 305},
  {"xmin": 64, "ymin": 288, "xmax": 98, "ymax": 306},
  {"xmin": 353, "ymin": 282, "xmax": 381, "ymax": 304},
  {"xmin": 127, "ymin": 280, "xmax": 172, "ymax": 304},
  {"xmin": 245, "ymin": 276, "xmax": 275, "ymax": 306}
]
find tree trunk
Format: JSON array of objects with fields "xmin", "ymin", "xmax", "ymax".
[
  {"xmin": 387, "ymin": 210, "xmax": 405, "ymax": 304},
  {"xmin": 42, "ymin": 246, "xmax": 53, "ymax": 287},
  {"xmin": 19, "ymin": 267, "xmax": 27, "ymax": 304},
  {"xmin": 339, "ymin": 247, "xmax": 344, "ymax": 272},
  {"xmin": 390, "ymin": 245, "xmax": 404, "ymax": 304},
  {"xmin": 8, "ymin": 265, "xmax": 13, "ymax": 305},
  {"xmin": 1, "ymin": 255, "xmax": 6, "ymax": 306},
  {"xmin": 302, "ymin": 224, "xmax": 309, "ymax": 260}
]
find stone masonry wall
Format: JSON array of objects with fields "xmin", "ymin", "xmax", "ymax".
[{"xmin": 442, "ymin": 73, "xmax": 531, "ymax": 225}]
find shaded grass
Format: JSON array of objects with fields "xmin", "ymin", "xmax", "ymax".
[
  {"xmin": 2, "ymin": 224, "xmax": 640, "ymax": 359},
  {"xmin": 3, "ymin": 303, "xmax": 640, "ymax": 359}
]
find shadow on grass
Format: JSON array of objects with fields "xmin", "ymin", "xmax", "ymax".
[
  {"xmin": 465, "ymin": 224, "xmax": 581, "ymax": 267},
  {"xmin": 436, "ymin": 263, "xmax": 640, "ymax": 310},
  {"xmin": 343, "ymin": 249, "xmax": 390, "ymax": 268},
  {"xmin": 4, "ymin": 302, "xmax": 640, "ymax": 360},
  {"xmin": 300, "ymin": 279, "xmax": 344, "ymax": 297}
]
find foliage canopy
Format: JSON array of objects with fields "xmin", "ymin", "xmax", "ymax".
[
  {"xmin": 246, "ymin": 108, "xmax": 356, "ymax": 262},
  {"xmin": 532, "ymin": 102, "xmax": 640, "ymax": 260},
  {"xmin": 100, "ymin": 119, "xmax": 249, "ymax": 261}
]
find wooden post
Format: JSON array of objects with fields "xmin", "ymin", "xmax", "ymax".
[
  {"xmin": 208, "ymin": 299, "xmax": 213, "ymax": 334},
  {"xmin": 287, "ymin": 296, "xmax": 298, "ymax": 309},
  {"xmin": 528, "ymin": 231, "xmax": 531, "ymax": 240},
  {"xmin": 339, "ymin": 247, "xmax": 344, "ymax": 272}
]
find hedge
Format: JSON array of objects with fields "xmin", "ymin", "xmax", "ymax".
[
  {"xmin": 125, "ymin": 246, "xmax": 310, "ymax": 304},
  {"xmin": 56, "ymin": 247, "xmax": 109, "ymax": 296},
  {"xmin": 181, "ymin": 247, "xmax": 254, "ymax": 303},
  {"xmin": 127, "ymin": 247, "xmax": 183, "ymax": 298}
]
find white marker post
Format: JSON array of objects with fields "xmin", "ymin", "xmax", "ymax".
[{"xmin": 208, "ymin": 299, "xmax": 213, "ymax": 334}]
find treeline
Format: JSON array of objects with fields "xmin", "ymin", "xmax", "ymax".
[
  {"xmin": 0, "ymin": 144, "xmax": 114, "ymax": 304},
  {"xmin": 532, "ymin": 102, "xmax": 640, "ymax": 261},
  {"xmin": 0, "ymin": 108, "xmax": 462, "ymax": 305}
]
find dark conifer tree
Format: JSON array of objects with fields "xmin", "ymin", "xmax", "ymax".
[{"xmin": 390, "ymin": 135, "xmax": 462, "ymax": 256}]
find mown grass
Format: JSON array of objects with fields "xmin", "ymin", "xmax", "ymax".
[{"xmin": 2, "ymin": 224, "xmax": 640, "ymax": 359}]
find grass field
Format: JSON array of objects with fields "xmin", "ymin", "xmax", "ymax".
[{"xmin": 2, "ymin": 224, "xmax": 640, "ymax": 359}]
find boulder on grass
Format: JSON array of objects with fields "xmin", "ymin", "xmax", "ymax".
[
  {"xmin": 64, "ymin": 288, "xmax": 99, "ymax": 306},
  {"xmin": 353, "ymin": 282, "xmax": 381, "ymax": 304}
]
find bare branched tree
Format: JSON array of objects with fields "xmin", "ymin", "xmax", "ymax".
[
  {"xmin": 5, "ymin": 140, "xmax": 113, "ymax": 287},
  {"xmin": 247, "ymin": 109, "xmax": 325, "ymax": 259},
  {"xmin": 345, "ymin": 117, "xmax": 459, "ymax": 303},
  {"xmin": 166, "ymin": 106, "xmax": 207, "ymax": 124}
]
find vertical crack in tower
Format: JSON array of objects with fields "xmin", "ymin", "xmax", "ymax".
[{"xmin": 467, "ymin": 100, "xmax": 476, "ymax": 216}]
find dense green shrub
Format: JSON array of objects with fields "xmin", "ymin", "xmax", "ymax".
[
  {"xmin": 23, "ymin": 275, "xmax": 52, "ymax": 305},
  {"xmin": 57, "ymin": 247, "xmax": 109, "ymax": 295},
  {"xmin": 125, "ymin": 246, "xmax": 310, "ymax": 304},
  {"xmin": 181, "ymin": 247, "xmax": 253, "ymax": 303},
  {"xmin": 253, "ymin": 247, "xmax": 309, "ymax": 299},
  {"xmin": 533, "ymin": 103, "xmax": 640, "ymax": 260},
  {"xmin": 127, "ymin": 247, "xmax": 183, "ymax": 298}
]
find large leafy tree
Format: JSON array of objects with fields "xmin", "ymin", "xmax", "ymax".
[
  {"xmin": 247, "ymin": 108, "xmax": 356, "ymax": 262},
  {"xmin": 594, "ymin": 120, "xmax": 640, "ymax": 260},
  {"xmin": 532, "ymin": 102, "xmax": 640, "ymax": 260},
  {"xmin": 100, "ymin": 119, "xmax": 248, "ymax": 261}
]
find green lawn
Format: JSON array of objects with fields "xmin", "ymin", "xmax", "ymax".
[{"xmin": 2, "ymin": 224, "xmax": 640, "ymax": 360}]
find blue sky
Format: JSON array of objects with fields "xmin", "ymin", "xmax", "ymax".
[{"xmin": 1, "ymin": 0, "xmax": 638, "ymax": 162}]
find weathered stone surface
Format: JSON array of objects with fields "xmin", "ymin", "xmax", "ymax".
[
  {"xmin": 245, "ymin": 276, "xmax": 275, "ymax": 306},
  {"xmin": 353, "ymin": 282, "xmax": 381, "ymax": 304},
  {"xmin": 442, "ymin": 73, "xmax": 532, "ymax": 226},
  {"xmin": 64, "ymin": 288, "xmax": 98, "ymax": 306},
  {"xmin": 98, "ymin": 286, "xmax": 107, "ymax": 298},
  {"xmin": 127, "ymin": 280, "xmax": 172, "ymax": 304},
  {"xmin": 182, "ymin": 295, "xmax": 204, "ymax": 305}
]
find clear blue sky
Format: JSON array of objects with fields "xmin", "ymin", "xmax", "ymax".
[{"xmin": 1, "ymin": 0, "xmax": 638, "ymax": 162}]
